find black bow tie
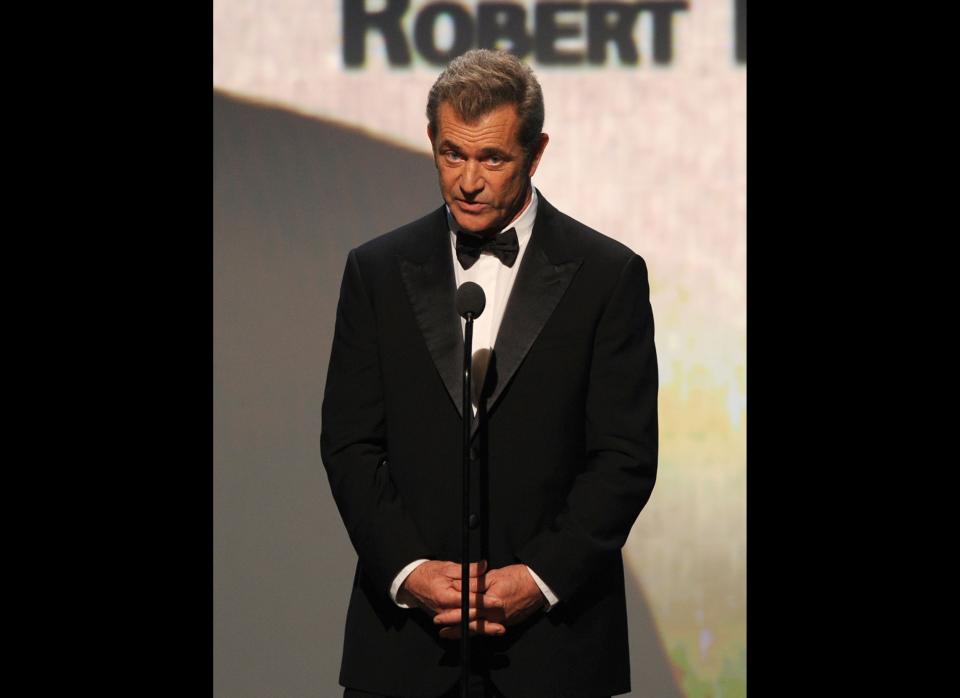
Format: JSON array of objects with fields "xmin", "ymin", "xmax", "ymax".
[{"xmin": 455, "ymin": 227, "xmax": 519, "ymax": 270}]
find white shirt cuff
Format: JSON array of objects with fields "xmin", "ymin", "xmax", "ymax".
[
  {"xmin": 524, "ymin": 565, "xmax": 559, "ymax": 611},
  {"xmin": 389, "ymin": 559, "xmax": 429, "ymax": 607}
]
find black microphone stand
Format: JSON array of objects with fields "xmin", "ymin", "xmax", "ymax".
[
  {"xmin": 460, "ymin": 312, "xmax": 474, "ymax": 698},
  {"xmin": 455, "ymin": 281, "xmax": 484, "ymax": 698}
]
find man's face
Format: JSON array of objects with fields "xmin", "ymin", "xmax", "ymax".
[{"xmin": 429, "ymin": 102, "xmax": 548, "ymax": 235}]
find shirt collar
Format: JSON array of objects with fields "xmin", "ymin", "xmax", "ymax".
[{"xmin": 446, "ymin": 185, "xmax": 538, "ymax": 249}]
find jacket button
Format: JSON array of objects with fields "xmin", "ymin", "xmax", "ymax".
[
  {"xmin": 468, "ymin": 514, "xmax": 480, "ymax": 529},
  {"xmin": 378, "ymin": 457, "xmax": 388, "ymax": 467}
]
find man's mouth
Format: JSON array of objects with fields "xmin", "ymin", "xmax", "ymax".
[{"xmin": 456, "ymin": 200, "xmax": 487, "ymax": 213}]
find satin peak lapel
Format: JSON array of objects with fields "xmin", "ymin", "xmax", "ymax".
[
  {"xmin": 476, "ymin": 196, "xmax": 583, "ymax": 434},
  {"xmin": 398, "ymin": 210, "xmax": 465, "ymax": 418}
]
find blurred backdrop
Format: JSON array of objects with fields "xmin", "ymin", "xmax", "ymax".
[{"xmin": 214, "ymin": 1, "xmax": 745, "ymax": 695}]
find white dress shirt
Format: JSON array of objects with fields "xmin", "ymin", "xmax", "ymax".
[{"xmin": 389, "ymin": 187, "xmax": 560, "ymax": 611}]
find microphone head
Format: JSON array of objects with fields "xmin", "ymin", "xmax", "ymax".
[{"xmin": 456, "ymin": 282, "xmax": 486, "ymax": 319}]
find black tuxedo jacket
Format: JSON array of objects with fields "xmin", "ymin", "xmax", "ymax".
[{"xmin": 321, "ymin": 192, "xmax": 658, "ymax": 698}]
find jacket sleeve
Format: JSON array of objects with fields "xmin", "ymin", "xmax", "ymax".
[
  {"xmin": 320, "ymin": 249, "xmax": 433, "ymax": 596},
  {"xmin": 516, "ymin": 253, "xmax": 658, "ymax": 603}
]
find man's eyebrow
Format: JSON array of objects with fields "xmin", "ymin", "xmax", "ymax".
[
  {"xmin": 437, "ymin": 138, "xmax": 511, "ymax": 153},
  {"xmin": 478, "ymin": 147, "xmax": 510, "ymax": 158},
  {"xmin": 438, "ymin": 140, "xmax": 511, "ymax": 159}
]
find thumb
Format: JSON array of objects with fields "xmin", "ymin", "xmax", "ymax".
[{"xmin": 444, "ymin": 559, "xmax": 488, "ymax": 579}]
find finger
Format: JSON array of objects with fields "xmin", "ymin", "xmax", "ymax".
[
  {"xmin": 438, "ymin": 623, "xmax": 506, "ymax": 638},
  {"xmin": 443, "ymin": 560, "xmax": 488, "ymax": 579},
  {"xmin": 433, "ymin": 607, "xmax": 479, "ymax": 625},
  {"xmin": 438, "ymin": 590, "xmax": 504, "ymax": 609},
  {"xmin": 451, "ymin": 577, "xmax": 486, "ymax": 593},
  {"xmin": 433, "ymin": 606, "xmax": 506, "ymax": 625},
  {"xmin": 438, "ymin": 620, "xmax": 506, "ymax": 639}
]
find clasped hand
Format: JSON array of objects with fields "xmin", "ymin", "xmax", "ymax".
[{"xmin": 396, "ymin": 559, "xmax": 546, "ymax": 640}]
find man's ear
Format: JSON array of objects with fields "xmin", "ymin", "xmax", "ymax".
[{"xmin": 527, "ymin": 133, "xmax": 550, "ymax": 178}]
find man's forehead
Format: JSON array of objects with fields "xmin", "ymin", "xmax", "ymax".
[{"xmin": 436, "ymin": 102, "xmax": 521, "ymax": 144}]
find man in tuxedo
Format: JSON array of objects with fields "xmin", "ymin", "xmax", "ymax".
[{"xmin": 321, "ymin": 49, "xmax": 658, "ymax": 698}]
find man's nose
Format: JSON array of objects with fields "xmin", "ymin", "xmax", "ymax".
[{"xmin": 459, "ymin": 160, "xmax": 484, "ymax": 197}]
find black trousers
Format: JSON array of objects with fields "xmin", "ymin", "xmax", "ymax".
[
  {"xmin": 343, "ymin": 669, "xmax": 496, "ymax": 697},
  {"xmin": 343, "ymin": 675, "xmax": 610, "ymax": 698}
]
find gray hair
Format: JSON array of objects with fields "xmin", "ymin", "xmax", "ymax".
[{"xmin": 426, "ymin": 50, "xmax": 545, "ymax": 164}]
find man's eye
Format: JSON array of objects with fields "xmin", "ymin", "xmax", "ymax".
[
  {"xmin": 485, "ymin": 156, "xmax": 503, "ymax": 165},
  {"xmin": 444, "ymin": 151, "xmax": 462, "ymax": 162}
]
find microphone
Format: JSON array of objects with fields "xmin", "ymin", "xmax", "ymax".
[{"xmin": 456, "ymin": 281, "xmax": 486, "ymax": 320}]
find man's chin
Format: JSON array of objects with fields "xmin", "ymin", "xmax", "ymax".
[{"xmin": 452, "ymin": 213, "xmax": 498, "ymax": 236}]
